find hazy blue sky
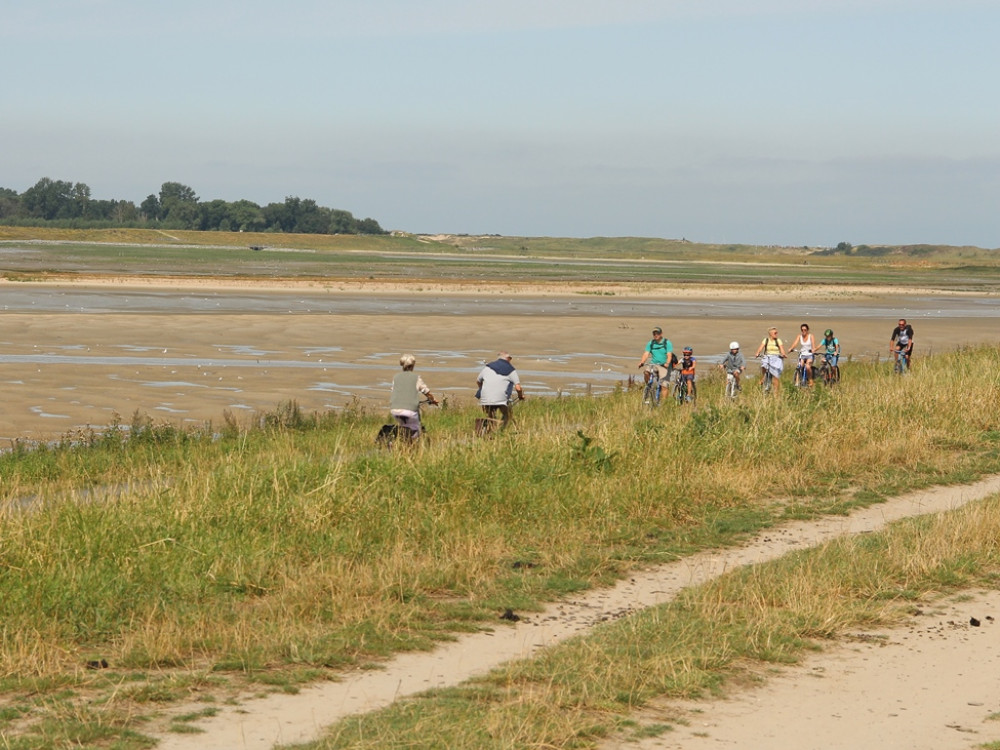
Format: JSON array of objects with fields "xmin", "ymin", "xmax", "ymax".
[{"xmin": 4, "ymin": 1, "xmax": 998, "ymax": 247}]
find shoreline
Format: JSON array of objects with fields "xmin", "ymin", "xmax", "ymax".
[{"xmin": 1, "ymin": 274, "xmax": 993, "ymax": 300}]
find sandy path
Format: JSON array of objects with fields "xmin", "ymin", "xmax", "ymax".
[
  {"xmin": 154, "ymin": 476, "xmax": 1000, "ymax": 750},
  {"xmin": 634, "ymin": 592, "xmax": 1000, "ymax": 749}
]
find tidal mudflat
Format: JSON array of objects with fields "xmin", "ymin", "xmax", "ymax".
[{"xmin": 1, "ymin": 279, "xmax": 995, "ymax": 441}]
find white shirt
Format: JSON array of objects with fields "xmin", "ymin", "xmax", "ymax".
[{"xmin": 477, "ymin": 365, "xmax": 520, "ymax": 405}]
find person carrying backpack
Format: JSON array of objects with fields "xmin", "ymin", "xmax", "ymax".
[{"xmin": 637, "ymin": 326, "xmax": 675, "ymax": 402}]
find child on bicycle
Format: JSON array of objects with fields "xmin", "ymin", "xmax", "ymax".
[
  {"xmin": 678, "ymin": 346, "xmax": 696, "ymax": 402},
  {"xmin": 819, "ymin": 329, "xmax": 840, "ymax": 378},
  {"xmin": 719, "ymin": 341, "xmax": 745, "ymax": 391}
]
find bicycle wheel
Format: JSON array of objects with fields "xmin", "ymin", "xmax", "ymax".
[
  {"xmin": 642, "ymin": 377, "xmax": 657, "ymax": 406},
  {"xmin": 673, "ymin": 379, "xmax": 685, "ymax": 405}
]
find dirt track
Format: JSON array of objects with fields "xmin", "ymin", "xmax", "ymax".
[{"xmin": 153, "ymin": 475, "xmax": 1000, "ymax": 750}]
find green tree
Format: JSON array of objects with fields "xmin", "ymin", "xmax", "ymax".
[
  {"xmin": 228, "ymin": 199, "xmax": 266, "ymax": 232},
  {"xmin": 198, "ymin": 199, "xmax": 231, "ymax": 231},
  {"xmin": 357, "ymin": 217, "xmax": 385, "ymax": 235},
  {"xmin": 158, "ymin": 182, "xmax": 200, "ymax": 228},
  {"xmin": 110, "ymin": 200, "xmax": 139, "ymax": 223},
  {"xmin": 0, "ymin": 187, "xmax": 23, "ymax": 219},
  {"xmin": 293, "ymin": 198, "xmax": 328, "ymax": 234},
  {"xmin": 140, "ymin": 194, "xmax": 161, "ymax": 221},
  {"xmin": 22, "ymin": 178, "xmax": 75, "ymax": 220},
  {"xmin": 328, "ymin": 209, "xmax": 356, "ymax": 234},
  {"xmin": 70, "ymin": 182, "xmax": 92, "ymax": 218}
]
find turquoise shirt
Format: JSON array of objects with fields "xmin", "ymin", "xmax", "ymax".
[{"xmin": 644, "ymin": 338, "xmax": 673, "ymax": 365}]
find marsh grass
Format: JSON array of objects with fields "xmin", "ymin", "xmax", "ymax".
[{"xmin": 1, "ymin": 347, "xmax": 1000, "ymax": 746}]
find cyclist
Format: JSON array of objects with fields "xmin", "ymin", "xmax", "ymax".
[
  {"xmin": 754, "ymin": 327, "xmax": 786, "ymax": 394},
  {"xmin": 677, "ymin": 346, "xmax": 696, "ymax": 402},
  {"xmin": 819, "ymin": 328, "xmax": 841, "ymax": 380},
  {"xmin": 719, "ymin": 341, "xmax": 745, "ymax": 392},
  {"xmin": 637, "ymin": 326, "xmax": 675, "ymax": 403},
  {"xmin": 389, "ymin": 354, "xmax": 438, "ymax": 438},
  {"xmin": 788, "ymin": 323, "xmax": 816, "ymax": 386},
  {"xmin": 477, "ymin": 351, "xmax": 525, "ymax": 430},
  {"xmin": 890, "ymin": 318, "xmax": 914, "ymax": 370}
]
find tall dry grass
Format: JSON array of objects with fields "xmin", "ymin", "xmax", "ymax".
[
  {"xmin": 311, "ymin": 494, "xmax": 1000, "ymax": 750},
  {"xmin": 0, "ymin": 348, "xmax": 999, "ymax": 746}
]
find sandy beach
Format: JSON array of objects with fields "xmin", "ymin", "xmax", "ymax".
[{"xmin": 1, "ymin": 277, "xmax": 996, "ymax": 441}]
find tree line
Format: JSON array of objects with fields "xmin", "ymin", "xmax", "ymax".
[{"xmin": 0, "ymin": 178, "xmax": 387, "ymax": 235}]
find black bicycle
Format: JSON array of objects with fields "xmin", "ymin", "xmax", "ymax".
[
  {"xmin": 817, "ymin": 351, "xmax": 840, "ymax": 385},
  {"xmin": 475, "ymin": 396, "xmax": 519, "ymax": 436},
  {"xmin": 673, "ymin": 376, "xmax": 696, "ymax": 405},
  {"xmin": 377, "ymin": 399, "xmax": 435, "ymax": 449}
]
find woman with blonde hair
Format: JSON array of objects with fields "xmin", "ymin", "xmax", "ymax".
[{"xmin": 754, "ymin": 327, "xmax": 786, "ymax": 394}]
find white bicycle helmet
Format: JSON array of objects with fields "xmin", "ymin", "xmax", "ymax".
[{"xmin": 729, "ymin": 341, "xmax": 740, "ymax": 349}]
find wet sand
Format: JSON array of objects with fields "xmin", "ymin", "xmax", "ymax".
[{"xmin": 1, "ymin": 279, "xmax": 996, "ymax": 441}]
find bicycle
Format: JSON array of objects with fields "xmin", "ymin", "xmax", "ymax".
[
  {"xmin": 377, "ymin": 399, "xmax": 435, "ymax": 449},
  {"xmin": 817, "ymin": 352, "xmax": 840, "ymax": 385},
  {"xmin": 790, "ymin": 350, "xmax": 814, "ymax": 387},
  {"xmin": 893, "ymin": 347, "xmax": 910, "ymax": 375},
  {"xmin": 759, "ymin": 354, "xmax": 784, "ymax": 394},
  {"xmin": 475, "ymin": 395, "xmax": 519, "ymax": 437},
  {"xmin": 640, "ymin": 363, "xmax": 669, "ymax": 407},
  {"xmin": 724, "ymin": 371, "xmax": 741, "ymax": 399},
  {"xmin": 673, "ymin": 375, "xmax": 696, "ymax": 405}
]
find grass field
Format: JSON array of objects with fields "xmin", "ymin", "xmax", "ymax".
[
  {"xmin": 3, "ymin": 226, "xmax": 1000, "ymax": 289},
  {"xmin": 1, "ymin": 344, "xmax": 999, "ymax": 748}
]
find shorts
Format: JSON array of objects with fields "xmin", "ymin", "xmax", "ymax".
[{"xmin": 762, "ymin": 354, "xmax": 784, "ymax": 377}]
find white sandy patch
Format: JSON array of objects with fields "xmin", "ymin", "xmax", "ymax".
[{"xmin": 631, "ymin": 591, "xmax": 1000, "ymax": 750}]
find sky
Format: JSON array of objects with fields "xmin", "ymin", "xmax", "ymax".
[{"xmin": 3, "ymin": 0, "xmax": 998, "ymax": 248}]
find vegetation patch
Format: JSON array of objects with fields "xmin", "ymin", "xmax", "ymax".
[{"xmin": 0, "ymin": 347, "xmax": 999, "ymax": 746}]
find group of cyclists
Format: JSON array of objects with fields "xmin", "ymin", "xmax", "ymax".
[
  {"xmin": 638, "ymin": 317, "xmax": 915, "ymax": 402},
  {"xmin": 384, "ymin": 317, "xmax": 917, "ymax": 440}
]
